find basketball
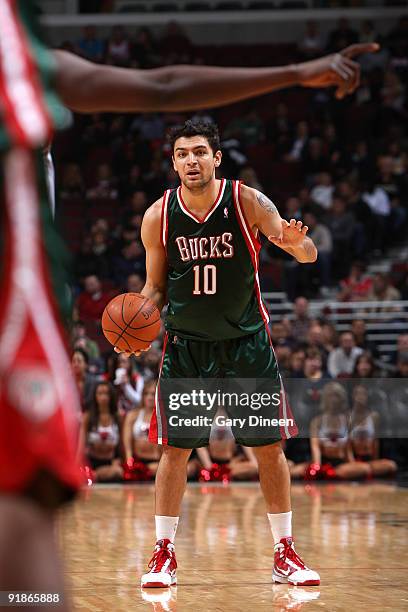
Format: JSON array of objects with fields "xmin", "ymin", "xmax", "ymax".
[{"xmin": 102, "ymin": 293, "xmax": 161, "ymax": 353}]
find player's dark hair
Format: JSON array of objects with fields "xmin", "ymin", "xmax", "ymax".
[{"xmin": 168, "ymin": 120, "xmax": 220, "ymax": 154}]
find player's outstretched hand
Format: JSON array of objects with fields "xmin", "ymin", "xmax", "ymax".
[
  {"xmin": 298, "ymin": 42, "xmax": 380, "ymax": 99},
  {"xmin": 114, "ymin": 346, "xmax": 151, "ymax": 357},
  {"xmin": 269, "ymin": 218, "xmax": 308, "ymax": 248}
]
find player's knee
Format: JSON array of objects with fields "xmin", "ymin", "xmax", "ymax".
[
  {"xmin": 162, "ymin": 445, "xmax": 192, "ymax": 464},
  {"xmin": 252, "ymin": 441, "xmax": 284, "ymax": 463}
]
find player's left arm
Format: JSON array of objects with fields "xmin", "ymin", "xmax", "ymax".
[
  {"xmin": 240, "ymin": 185, "xmax": 284, "ymax": 242},
  {"xmin": 241, "ymin": 186, "xmax": 317, "ymax": 263}
]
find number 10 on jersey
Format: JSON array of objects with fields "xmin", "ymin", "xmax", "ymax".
[{"xmin": 193, "ymin": 264, "xmax": 217, "ymax": 295}]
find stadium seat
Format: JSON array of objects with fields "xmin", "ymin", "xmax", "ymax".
[
  {"xmin": 247, "ymin": 1, "xmax": 276, "ymax": 9},
  {"xmin": 184, "ymin": 2, "xmax": 211, "ymax": 11},
  {"xmin": 152, "ymin": 3, "xmax": 179, "ymax": 11},
  {"xmin": 216, "ymin": 2, "xmax": 244, "ymax": 10},
  {"xmin": 118, "ymin": 4, "xmax": 147, "ymax": 11},
  {"xmin": 279, "ymin": 1, "xmax": 307, "ymax": 8}
]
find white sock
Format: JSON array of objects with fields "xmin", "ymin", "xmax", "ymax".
[
  {"xmin": 155, "ymin": 515, "xmax": 179, "ymax": 543},
  {"xmin": 267, "ymin": 511, "xmax": 292, "ymax": 545}
]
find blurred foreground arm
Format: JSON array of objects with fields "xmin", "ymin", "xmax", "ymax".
[{"xmin": 54, "ymin": 43, "xmax": 379, "ymax": 113}]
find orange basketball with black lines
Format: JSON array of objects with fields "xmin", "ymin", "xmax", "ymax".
[{"xmin": 102, "ymin": 293, "xmax": 161, "ymax": 353}]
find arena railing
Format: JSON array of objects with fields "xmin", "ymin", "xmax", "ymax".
[
  {"xmin": 39, "ymin": 3, "xmax": 408, "ymax": 27},
  {"xmin": 263, "ymin": 294, "xmax": 408, "ymax": 358}
]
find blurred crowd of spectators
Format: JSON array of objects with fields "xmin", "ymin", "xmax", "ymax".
[{"xmin": 54, "ymin": 16, "xmax": 408, "ymax": 480}]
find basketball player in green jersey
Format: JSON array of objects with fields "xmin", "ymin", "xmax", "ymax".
[
  {"xmin": 0, "ymin": 0, "xmax": 378, "ymax": 602},
  {"xmin": 132, "ymin": 119, "xmax": 320, "ymax": 588}
]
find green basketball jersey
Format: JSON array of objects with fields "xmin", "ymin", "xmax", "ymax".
[{"xmin": 163, "ymin": 178, "xmax": 269, "ymax": 341}]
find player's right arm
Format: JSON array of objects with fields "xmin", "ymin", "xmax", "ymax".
[
  {"xmin": 114, "ymin": 199, "xmax": 167, "ymax": 357},
  {"xmin": 140, "ymin": 198, "xmax": 168, "ymax": 312},
  {"xmin": 54, "ymin": 43, "xmax": 379, "ymax": 113}
]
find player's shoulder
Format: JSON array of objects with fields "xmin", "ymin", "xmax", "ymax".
[
  {"xmin": 239, "ymin": 183, "xmax": 258, "ymax": 202},
  {"xmin": 145, "ymin": 196, "xmax": 164, "ymax": 215},
  {"xmin": 237, "ymin": 183, "xmax": 258, "ymax": 224},
  {"xmin": 143, "ymin": 197, "xmax": 164, "ymax": 226},
  {"xmin": 141, "ymin": 197, "xmax": 166, "ymax": 245}
]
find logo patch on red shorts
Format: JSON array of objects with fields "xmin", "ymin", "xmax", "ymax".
[{"xmin": 7, "ymin": 366, "xmax": 58, "ymax": 422}]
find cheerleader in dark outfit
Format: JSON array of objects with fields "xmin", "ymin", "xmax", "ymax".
[
  {"xmin": 79, "ymin": 382, "xmax": 124, "ymax": 482},
  {"xmin": 291, "ymin": 382, "xmax": 370, "ymax": 480},
  {"xmin": 197, "ymin": 409, "xmax": 258, "ymax": 481},
  {"xmin": 350, "ymin": 385, "xmax": 397, "ymax": 477}
]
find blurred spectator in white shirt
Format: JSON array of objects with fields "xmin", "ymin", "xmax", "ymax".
[
  {"xmin": 328, "ymin": 332, "xmax": 363, "ymax": 379},
  {"xmin": 362, "ymin": 185, "xmax": 390, "ymax": 217},
  {"xmin": 298, "ymin": 21, "xmax": 324, "ymax": 59},
  {"xmin": 310, "ymin": 172, "xmax": 334, "ymax": 210}
]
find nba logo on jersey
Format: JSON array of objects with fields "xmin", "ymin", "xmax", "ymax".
[{"xmin": 224, "ymin": 207, "xmax": 228, "ymax": 218}]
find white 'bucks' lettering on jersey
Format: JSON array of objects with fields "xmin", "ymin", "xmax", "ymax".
[{"xmin": 175, "ymin": 232, "xmax": 234, "ymax": 262}]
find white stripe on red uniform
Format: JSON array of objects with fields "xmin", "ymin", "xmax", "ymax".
[
  {"xmin": 1, "ymin": 148, "xmax": 79, "ymax": 429},
  {"xmin": 0, "ymin": 0, "xmax": 51, "ymax": 147}
]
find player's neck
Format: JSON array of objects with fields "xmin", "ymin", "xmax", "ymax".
[{"xmin": 180, "ymin": 178, "xmax": 221, "ymax": 212}]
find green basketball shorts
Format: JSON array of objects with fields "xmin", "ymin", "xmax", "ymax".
[{"xmin": 148, "ymin": 326, "xmax": 298, "ymax": 448}]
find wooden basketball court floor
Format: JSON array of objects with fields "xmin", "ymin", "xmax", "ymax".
[{"xmin": 57, "ymin": 482, "xmax": 408, "ymax": 611}]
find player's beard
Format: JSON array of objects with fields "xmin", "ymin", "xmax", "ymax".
[{"xmin": 181, "ymin": 170, "xmax": 214, "ymax": 194}]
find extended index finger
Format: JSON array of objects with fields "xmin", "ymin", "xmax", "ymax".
[{"xmin": 340, "ymin": 42, "xmax": 380, "ymax": 59}]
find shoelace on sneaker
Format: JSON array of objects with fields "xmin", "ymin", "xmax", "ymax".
[
  {"xmin": 148, "ymin": 542, "xmax": 177, "ymax": 573},
  {"xmin": 281, "ymin": 540, "xmax": 306, "ymax": 570},
  {"xmin": 279, "ymin": 540, "xmax": 307, "ymax": 569}
]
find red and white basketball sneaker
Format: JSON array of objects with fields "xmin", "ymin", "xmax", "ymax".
[
  {"xmin": 141, "ymin": 539, "xmax": 177, "ymax": 588},
  {"xmin": 273, "ymin": 537, "xmax": 320, "ymax": 586}
]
